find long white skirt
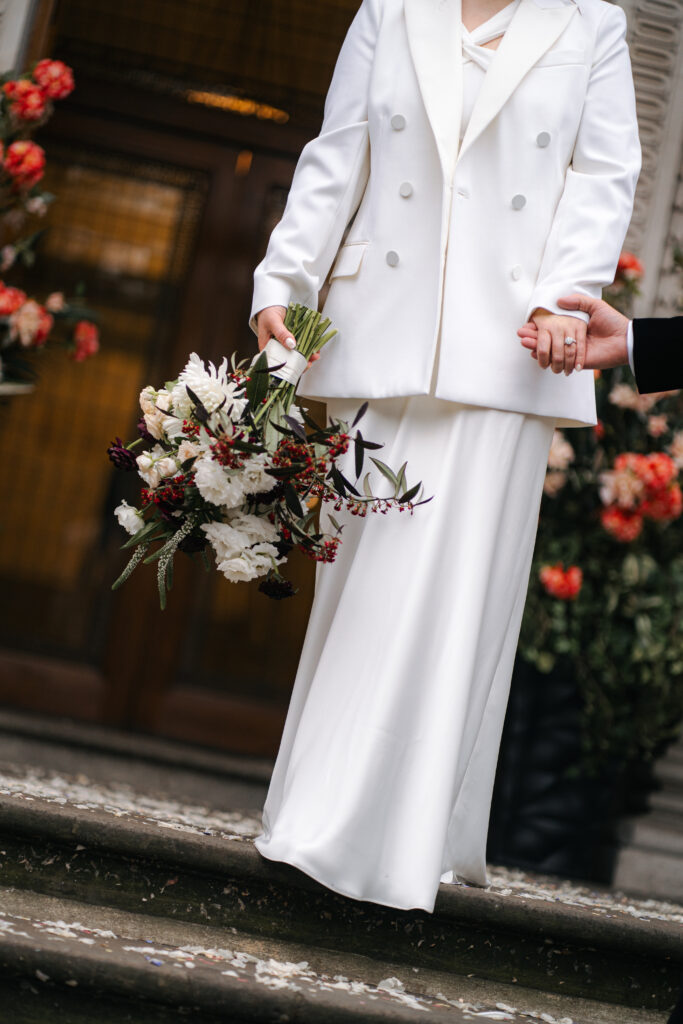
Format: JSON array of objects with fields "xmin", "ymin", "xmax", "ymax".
[{"xmin": 254, "ymin": 395, "xmax": 556, "ymax": 912}]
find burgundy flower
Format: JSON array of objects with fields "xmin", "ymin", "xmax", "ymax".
[
  {"xmin": 107, "ymin": 437, "xmax": 137, "ymax": 470},
  {"xmin": 137, "ymin": 416, "xmax": 155, "ymax": 443},
  {"xmin": 258, "ymin": 575, "xmax": 296, "ymax": 600}
]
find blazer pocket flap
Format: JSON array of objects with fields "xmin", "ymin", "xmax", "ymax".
[
  {"xmin": 330, "ymin": 242, "xmax": 369, "ymax": 279},
  {"xmin": 534, "ymin": 49, "xmax": 586, "ymax": 68}
]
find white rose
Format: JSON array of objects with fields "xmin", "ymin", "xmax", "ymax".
[
  {"xmin": 114, "ymin": 499, "xmax": 144, "ymax": 536},
  {"xmin": 139, "ymin": 386, "xmax": 157, "ymax": 416},
  {"xmin": 178, "ymin": 440, "xmax": 199, "ymax": 463},
  {"xmin": 156, "ymin": 457, "xmax": 178, "ymax": 480},
  {"xmin": 215, "ymin": 542, "xmax": 279, "ymax": 582},
  {"xmin": 228, "ymin": 510, "xmax": 280, "ymax": 546},
  {"xmin": 194, "ymin": 458, "xmax": 245, "ymax": 508},
  {"xmin": 241, "ymin": 452, "xmax": 277, "ymax": 496},
  {"xmin": 136, "ymin": 444, "xmax": 166, "ymax": 487}
]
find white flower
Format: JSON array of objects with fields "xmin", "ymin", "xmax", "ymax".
[
  {"xmin": 228, "ymin": 511, "xmax": 280, "ymax": 546},
  {"xmin": 201, "ymin": 517, "xmax": 281, "ymax": 583},
  {"xmin": 215, "ymin": 544, "xmax": 278, "ymax": 583},
  {"xmin": 608, "ymin": 383, "xmax": 659, "ymax": 413},
  {"xmin": 599, "ymin": 467, "xmax": 644, "ymax": 509},
  {"xmin": 171, "ymin": 352, "xmax": 247, "ymax": 421},
  {"xmin": 241, "ymin": 452, "xmax": 277, "ymax": 496},
  {"xmin": 136, "ymin": 444, "xmax": 167, "ymax": 488},
  {"xmin": 194, "ymin": 458, "xmax": 245, "ymax": 508},
  {"xmin": 543, "ymin": 471, "xmax": 567, "ymax": 497},
  {"xmin": 547, "ymin": 430, "xmax": 574, "ymax": 471},
  {"xmin": 156, "ymin": 457, "xmax": 178, "ymax": 480},
  {"xmin": 647, "ymin": 414, "xmax": 668, "ymax": 438},
  {"xmin": 114, "ymin": 499, "xmax": 144, "ymax": 536},
  {"xmin": 178, "ymin": 440, "xmax": 199, "ymax": 463},
  {"xmin": 668, "ymin": 431, "xmax": 683, "ymax": 469},
  {"xmin": 139, "ymin": 386, "xmax": 157, "ymax": 416}
]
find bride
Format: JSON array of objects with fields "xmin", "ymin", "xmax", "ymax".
[{"xmin": 248, "ymin": 0, "xmax": 641, "ymax": 912}]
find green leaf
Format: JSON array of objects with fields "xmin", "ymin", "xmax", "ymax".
[
  {"xmin": 362, "ymin": 472, "xmax": 373, "ymax": 498},
  {"xmin": 370, "ymin": 457, "xmax": 399, "ymax": 488},
  {"xmin": 120, "ymin": 519, "xmax": 162, "ymax": 549},
  {"xmin": 351, "ymin": 401, "xmax": 368, "ymax": 428},
  {"xmin": 398, "ymin": 482, "xmax": 421, "ymax": 504},
  {"xmin": 354, "ymin": 431, "xmax": 365, "ymax": 479},
  {"xmin": 284, "ymin": 483, "xmax": 304, "ymax": 518}
]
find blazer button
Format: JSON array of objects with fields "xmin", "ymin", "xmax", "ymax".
[
  {"xmin": 511, "ymin": 265, "xmax": 523, "ymax": 281},
  {"xmin": 536, "ymin": 131, "xmax": 551, "ymax": 148},
  {"xmin": 511, "ymin": 194, "xmax": 527, "ymax": 210},
  {"xmin": 391, "ymin": 114, "xmax": 406, "ymax": 131},
  {"xmin": 386, "ymin": 250, "xmax": 400, "ymax": 267},
  {"xmin": 399, "ymin": 181, "xmax": 413, "ymax": 198}
]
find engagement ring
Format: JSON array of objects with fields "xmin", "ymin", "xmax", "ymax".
[{"xmin": 564, "ymin": 336, "xmax": 576, "ymax": 346}]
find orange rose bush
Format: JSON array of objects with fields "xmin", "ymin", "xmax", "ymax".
[{"xmin": 519, "ymin": 253, "xmax": 683, "ymax": 770}]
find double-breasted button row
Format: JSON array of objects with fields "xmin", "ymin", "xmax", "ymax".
[
  {"xmin": 386, "ymin": 250, "xmax": 400, "ymax": 267},
  {"xmin": 511, "ymin": 193, "xmax": 526, "ymax": 210},
  {"xmin": 391, "ymin": 113, "xmax": 406, "ymax": 131},
  {"xmin": 537, "ymin": 130, "xmax": 551, "ymax": 148}
]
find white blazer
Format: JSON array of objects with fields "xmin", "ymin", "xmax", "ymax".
[{"xmin": 249, "ymin": 0, "xmax": 641, "ymax": 427}]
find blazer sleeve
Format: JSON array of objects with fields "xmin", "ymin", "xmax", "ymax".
[
  {"xmin": 632, "ymin": 316, "xmax": 683, "ymax": 394},
  {"xmin": 248, "ymin": 0, "xmax": 381, "ymax": 335},
  {"xmin": 525, "ymin": 4, "xmax": 642, "ymax": 324}
]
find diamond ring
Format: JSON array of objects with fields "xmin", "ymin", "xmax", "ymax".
[{"xmin": 564, "ymin": 336, "xmax": 576, "ymax": 346}]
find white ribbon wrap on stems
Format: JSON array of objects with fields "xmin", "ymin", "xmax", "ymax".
[{"xmin": 257, "ymin": 337, "xmax": 308, "ymax": 386}]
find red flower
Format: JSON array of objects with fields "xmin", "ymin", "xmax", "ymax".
[
  {"xmin": 0, "ymin": 281, "xmax": 27, "ymax": 315},
  {"xmin": 2, "ymin": 78, "xmax": 47, "ymax": 121},
  {"xmin": 71, "ymin": 320, "xmax": 99, "ymax": 362},
  {"xmin": 539, "ymin": 564, "xmax": 583, "ymax": 600},
  {"xmin": 638, "ymin": 452, "xmax": 677, "ymax": 492},
  {"xmin": 641, "ymin": 483, "xmax": 682, "ymax": 522},
  {"xmin": 601, "ymin": 506, "xmax": 643, "ymax": 542},
  {"xmin": 9, "ymin": 299, "xmax": 53, "ymax": 347},
  {"xmin": 32, "ymin": 59, "xmax": 74, "ymax": 100},
  {"xmin": 616, "ymin": 251, "xmax": 644, "ymax": 281},
  {"xmin": 4, "ymin": 140, "xmax": 46, "ymax": 188},
  {"xmin": 593, "ymin": 420, "xmax": 605, "ymax": 441}
]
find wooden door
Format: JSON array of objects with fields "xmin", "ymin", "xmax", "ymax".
[{"xmin": 0, "ymin": 109, "xmax": 320, "ymax": 756}]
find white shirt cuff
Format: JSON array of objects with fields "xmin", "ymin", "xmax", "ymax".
[{"xmin": 627, "ymin": 319, "xmax": 635, "ymax": 374}]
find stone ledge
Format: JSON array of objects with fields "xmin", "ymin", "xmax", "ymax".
[{"xmin": 0, "ymin": 794, "xmax": 680, "ymax": 1010}]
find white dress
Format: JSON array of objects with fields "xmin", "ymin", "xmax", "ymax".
[{"xmin": 254, "ymin": 0, "xmax": 555, "ymax": 914}]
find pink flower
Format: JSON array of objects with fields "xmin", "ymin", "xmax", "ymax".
[
  {"xmin": 45, "ymin": 292, "xmax": 66, "ymax": 312},
  {"xmin": 668, "ymin": 431, "xmax": 683, "ymax": 470},
  {"xmin": 9, "ymin": 300, "xmax": 53, "ymax": 347},
  {"xmin": 647, "ymin": 414, "xmax": 669, "ymax": 438},
  {"xmin": 547, "ymin": 430, "xmax": 575, "ymax": 471},
  {"xmin": 543, "ymin": 471, "xmax": 567, "ymax": 497}
]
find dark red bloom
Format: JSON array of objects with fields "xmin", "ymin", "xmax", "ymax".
[{"xmin": 107, "ymin": 437, "xmax": 137, "ymax": 470}]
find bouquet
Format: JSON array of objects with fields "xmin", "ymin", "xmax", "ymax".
[{"xmin": 108, "ymin": 304, "xmax": 429, "ymax": 607}]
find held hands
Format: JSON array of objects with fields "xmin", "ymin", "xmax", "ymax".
[
  {"xmin": 255, "ymin": 305, "xmax": 321, "ymax": 370},
  {"xmin": 521, "ymin": 307, "xmax": 588, "ymax": 375},
  {"xmin": 518, "ymin": 295, "xmax": 629, "ymax": 372}
]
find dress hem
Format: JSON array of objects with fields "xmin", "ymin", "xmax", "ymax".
[{"xmin": 253, "ymin": 834, "xmax": 489, "ymax": 913}]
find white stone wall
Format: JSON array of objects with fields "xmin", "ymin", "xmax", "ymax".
[{"xmin": 617, "ymin": 0, "xmax": 683, "ymax": 315}]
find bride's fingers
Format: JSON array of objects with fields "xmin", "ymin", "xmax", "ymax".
[
  {"xmin": 575, "ymin": 322, "xmax": 587, "ymax": 372},
  {"xmin": 550, "ymin": 328, "xmax": 566, "ymax": 374},
  {"xmin": 520, "ymin": 335, "xmax": 537, "ymax": 351},
  {"xmin": 536, "ymin": 327, "xmax": 552, "ymax": 369}
]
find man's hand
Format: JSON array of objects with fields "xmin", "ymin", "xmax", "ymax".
[
  {"xmin": 255, "ymin": 305, "xmax": 321, "ymax": 369},
  {"xmin": 518, "ymin": 294, "xmax": 629, "ymax": 371},
  {"xmin": 527, "ymin": 307, "xmax": 588, "ymax": 375}
]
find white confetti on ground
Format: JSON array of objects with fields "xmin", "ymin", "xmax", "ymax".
[
  {"xmin": 0, "ymin": 908, "xmax": 579, "ymax": 1021},
  {"xmin": 0, "ymin": 764, "xmax": 681, "ymax": 927}
]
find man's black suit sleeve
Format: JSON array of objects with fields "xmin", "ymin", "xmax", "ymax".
[{"xmin": 632, "ymin": 316, "xmax": 683, "ymax": 394}]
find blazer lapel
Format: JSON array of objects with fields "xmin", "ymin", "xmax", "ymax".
[
  {"xmin": 404, "ymin": 0, "xmax": 463, "ymax": 181},
  {"xmin": 457, "ymin": 0, "xmax": 579, "ymax": 164}
]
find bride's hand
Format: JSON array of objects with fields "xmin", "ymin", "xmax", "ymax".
[
  {"xmin": 527, "ymin": 307, "xmax": 587, "ymax": 375},
  {"xmin": 255, "ymin": 305, "xmax": 321, "ymax": 369}
]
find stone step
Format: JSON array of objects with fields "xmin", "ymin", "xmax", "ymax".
[
  {"xmin": 2, "ymin": 886, "xmax": 662, "ymax": 1024},
  {"xmin": 0, "ymin": 777, "xmax": 680, "ymax": 1013}
]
